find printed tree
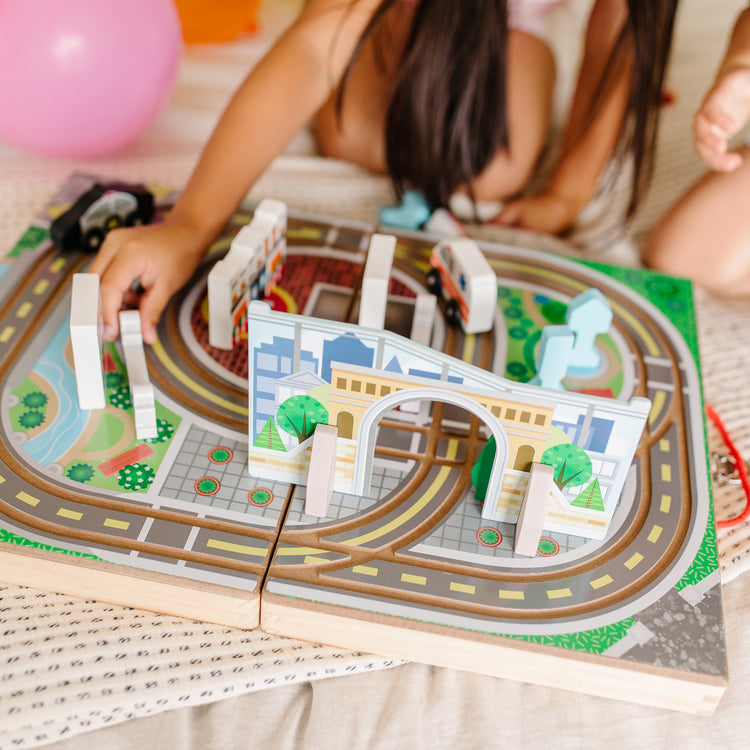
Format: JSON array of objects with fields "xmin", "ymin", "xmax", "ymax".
[
  {"xmin": 117, "ymin": 463, "xmax": 155, "ymax": 492},
  {"xmin": 541, "ymin": 443, "xmax": 592, "ymax": 490},
  {"xmin": 571, "ymin": 478, "xmax": 605, "ymax": 511},
  {"xmin": 65, "ymin": 462, "xmax": 95, "ymax": 484},
  {"xmin": 254, "ymin": 417, "xmax": 286, "ymax": 452},
  {"xmin": 276, "ymin": 395, "xmax": 328, "ymax": 444},
  {"xmin": 109, "ymin": 386, "xmax": 132, "ymax": 410},
  {"xmin": 145, "ymin": 418, "xmax": 175, "ymax": 444}
]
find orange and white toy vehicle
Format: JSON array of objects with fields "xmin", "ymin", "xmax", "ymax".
[{"xmin": 426, "ymin": 238, "xmax": 496, "ymax": 334}]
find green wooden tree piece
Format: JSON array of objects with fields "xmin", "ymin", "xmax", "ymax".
[{"xmin": 471, "ymin": 436, "xmax": 496, "ymax": 503}]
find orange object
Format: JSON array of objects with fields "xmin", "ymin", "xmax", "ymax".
[{"xmin": 174, "ymin": 0, "xmax": 262, "ymax": 44}]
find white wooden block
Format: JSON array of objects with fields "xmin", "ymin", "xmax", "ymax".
[
  {"xmin": 70, "ymin": 273, "xmax": 106, "ymax": 410},
  {"xmin": 359, "ymin": 233, "xmax": 396, "ymax": 329},
  {"xmin": 119, "ymin": 310, "xmax": 157, "ymax": 440},
  {"xmin": 400, "ymin": 294, "xmax": 438, "ymax": 414},
  {"xmin": 410, "ymin": 293, "xmax": 437, "ymax": 347},
  {"xmin": 423, "ymin": 207, "xmax": 467, "ymax": 238},
  {"xmin": 305, "ymin": 424, "xmax": 338, "ymax": 518},
  {"xmin": 514, "ymin": 463, "xmax": 554, "ymax": 557}
]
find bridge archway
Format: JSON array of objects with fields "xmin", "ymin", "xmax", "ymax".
[{"xmin": 352, "ymin": 387, "xmax": 509, "ymax": 507}]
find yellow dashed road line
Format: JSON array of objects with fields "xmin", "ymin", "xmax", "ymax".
[
  {"xmin": 547, "ymin": 587, "xmax": 572, "ymax": 600},
  {"xmin": 450, "ymin": 582, "xmax": 475, "ymax": 595},
  {"xmin": 647, "ymin": 525, "xmax": 663, "ymax": 543},
  {"xmin": 352, "ymin": 565, "xmax": 378, "ymax": 577},
  {"xmin": 103, "ymin": 518, "xmax": 130, "ymax": 530},
  {"xmin": 57, "ymin": 507, "xmax": 82, "ymax": 521},
  {"xmin": 625, "ymin": 552, "xmax": 644, "ymax": 569},
  {"xmin": 498, "ymin": 589, "xmax": 525, "ymax": 600},
  {"xmin": 401, "ymin": 573, "xmax": 427, "ymax": 586},
  {"xmin": 16, "ymin": 491, "xmax": 40, "ymax": 507}
]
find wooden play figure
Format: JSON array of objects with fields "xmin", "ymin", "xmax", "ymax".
[
  {"xmin": 379, "ymin": 189, "xmax": 431, "ymax": 230},
  {"xmin": 530, "ymin": 325, "xmax": 575, "ymax": 390}
]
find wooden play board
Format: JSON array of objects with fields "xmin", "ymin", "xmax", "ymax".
[{"xmin": 0, "ymin": 174, "xmax": 726, "ymax": 713}]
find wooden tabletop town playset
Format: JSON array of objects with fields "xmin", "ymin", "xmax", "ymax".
[{"xmin": 0, "ymin": 174, "xmax": 727, "ymax": 714}]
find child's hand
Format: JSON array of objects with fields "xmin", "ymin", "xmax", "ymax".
[
  {"xmin": 88, "ymin": 220, "xmax": 207, "ymax": 345},
  {"xmin": 694, "ymin": 66, "xmax": 750, "ymax": 171},
  {"xmin": 492, "ymin": 192, "xmax": 579, "ymax": 235}
]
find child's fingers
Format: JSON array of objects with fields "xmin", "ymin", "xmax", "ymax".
[
  {"xmin": 493, "ymin": 203, "xmax": 523, "ymax": 227},
  {"xmin": 694, "ymin": 111, "xmax": 730, "ymax": 149},
  {"xmin": 696, "ymin": 140, "xmax": 743, "ymax": 171},
  {"xmin": 98, "ymin": 253, "xmax": 146, "ymax": 341},
  {"xmin": 138, "ymin": 284, "xmax": 173, "ymax": 345}
]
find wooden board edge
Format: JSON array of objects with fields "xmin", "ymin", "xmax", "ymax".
[
  {"xmin": 0, "ymin": 544, "xmax": 259, "ymax": 629},
  {"xmin": 261, "ymin": 591, "xmax": 727, "ymax": 715}
]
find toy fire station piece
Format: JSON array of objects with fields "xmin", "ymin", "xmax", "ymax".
[
  {"xmin": 207, "ymin": 223, "xmax": 266, "ymax": 350},
  {"xmin": 207, "ymin": 198, "xmax": 287, "ymax": 350},
  {"xmin": 514, "ymin": 462, "xmax": 555, "ymax": 556},
  {"xmin": 118, "ymin": 310, "xmax": 157, "ymax": 440},
  {"xmin": 426, "ymin": 238, "xmax": 496, "ymax": 334},
  {"xmin": 529, "ymin": 325, "xmax": 575, "ymax": 390},
  {"xmin": 358, "ymin": 233, "xmax": 397, "ymax": 330},
  {"xmin": 566, "ymin": 288, "xmax": 613, "ymax": 371},
  {"xmin": 305, "ymin": 424, "xmax": 338, "ymax": 518},
  {"xmin": 70, "ymin": 273, "xmax": 106, "ymax": 410}
]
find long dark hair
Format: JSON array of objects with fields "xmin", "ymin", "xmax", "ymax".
[
  {"xmin": 614, "ymin": 0, "xmax": 679, "ymax": 219},
  {"xmin": 337, "ymin": 0, "xmax": 678, "ymax": 219}
]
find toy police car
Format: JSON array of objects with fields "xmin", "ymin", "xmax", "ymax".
[{"xmin": 51, "ymin": 182, "xmax": 155, "ymax": 252}]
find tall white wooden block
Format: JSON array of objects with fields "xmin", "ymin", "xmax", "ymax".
[{"xmin": 70, "ymin": 273, "xmax": 106, "ymax": 410}]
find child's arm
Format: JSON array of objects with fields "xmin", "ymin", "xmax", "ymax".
[
  {"xmin": 90, "ymin": 0, "xmax": 380, "ymax": 344},
  {"xmin": 693, "ymin": 6, "xmax": 750, "ymax": 172},
  {"xmin": 495, "ymin": 0, "xmax": 631, "ymax": 234}
]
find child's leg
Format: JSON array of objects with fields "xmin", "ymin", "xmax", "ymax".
[
  {"xmin": 314, "ymin": 24, "xmax": 555, "ymax": 203},
  {"xmin": 644, "ymin": 145, "xmax": 750, "ymax": 296}
]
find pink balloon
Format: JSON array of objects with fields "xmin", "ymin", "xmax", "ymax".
[{"xmin": 0, "ymin": 0, "xmax": 182, "ymax": 157}]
